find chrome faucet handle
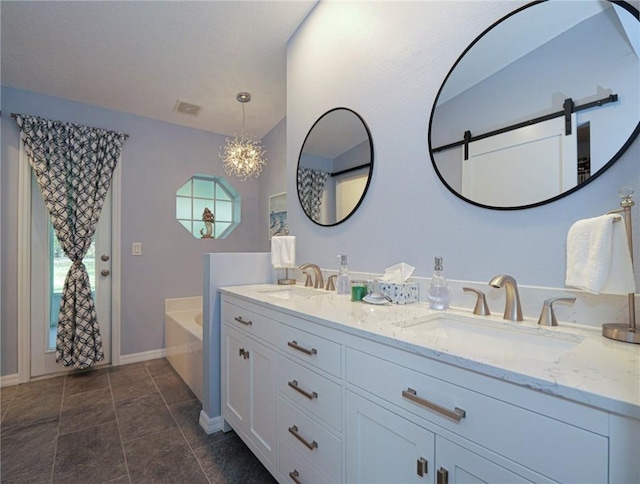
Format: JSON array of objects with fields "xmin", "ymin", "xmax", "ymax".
[
  {"xmin": 302, "ymin": 271, "xmax": 313, "ymax": 287},
  {"xmin": 325, "ymin": 275, "xmax": 337, "ymax": 291},
  {"xmin": 463, "ymin": 287, "xmax": 491, "ymax": 316},
  {"xmin": 537, "ymin": 297, "xmax": 576, "ymax": 327}
]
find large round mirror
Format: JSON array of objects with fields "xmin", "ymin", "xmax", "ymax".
[
  {"xmin": 297, "ymin": 108, "xmax": 374, "ymax": 225},
  {"xmin": 428, "ymin": 0, "xmax": 639, "ymax": 210}
]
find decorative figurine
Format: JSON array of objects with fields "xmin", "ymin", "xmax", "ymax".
[{"xmin": 200, "ymin": 207, "xmax": 215, "ymax": 239}]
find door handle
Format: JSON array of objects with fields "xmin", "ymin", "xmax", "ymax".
[
  {"xmin": 437, "ymin": 467, "xmax": 449, "ymax": 484},
  {"xmin": 101, "ymin": 254, "xmax": 110, "ymax": 262},
  {"xmin": 100, "ymin": 269, "xmax": 111, "ymax": 277}
]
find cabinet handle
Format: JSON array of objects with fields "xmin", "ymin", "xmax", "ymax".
[
  {"xmin": 287, "ymin": 340, "xmax": 317, "ymax": 356},
  {"xmin": 234, "ymin": 316, "xmax": 252, "ymax": 326},
  {"xmin": 437, "ymin": 467, "xmax": 449, "ymax": 484},
  {"xmin": 289, "ymin": 469, "xmax": 301, "ymax": 484},
  {"xmin": 417, "ymin": 457, "xmax": 428, "ymax": 477},
  {"xmin": 239, "ymin": 348, "xmax": 245, "ymax": 358},
  {"xmin": 288, "ymin": 425, "xmax": 318, "ymax": 450},
  {"xmin": 238, "ymin": 348, "xmax": 249, "ymax": 359},
  {"xmin": 288, "ymin": 380, "xmax": 318, "ymax": 400},
  {"xmin": 402, "ymin": 388, "xmax": 466, "ymax": 422}
]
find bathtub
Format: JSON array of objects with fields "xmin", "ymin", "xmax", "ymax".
[{"xmin": 165, "ymin": 296, "xmax": 203, "ymax": 402}]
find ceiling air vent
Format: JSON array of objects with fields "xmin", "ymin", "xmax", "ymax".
[{"xmin": 174, "ymin": 100, "xmax": 202, "ymax": 116}]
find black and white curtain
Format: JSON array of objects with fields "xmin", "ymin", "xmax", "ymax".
[
  {"xmin": 16, "ymin": 115, "xmax": 126, "ymax": 370},
  {"xmin": 297, "ymin": 167, "xmax": 329, "ymax": 223}
]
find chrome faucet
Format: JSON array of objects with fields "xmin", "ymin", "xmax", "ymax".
[
  {"xmin": 489, "ymin": 274, "xmax": 523, "ymax": 321},
  {"xmin": 299, "ymin": 263, "xmax": 324, "ymax": 290}
]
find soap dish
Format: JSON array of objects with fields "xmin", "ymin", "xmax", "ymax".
[{"xmin": 363, "ymin": 294, "xmax": 390, "ymax": 305}]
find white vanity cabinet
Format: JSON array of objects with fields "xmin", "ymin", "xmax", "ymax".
[
  {"xmin": 346, "ymin": 390, "xmax": 436, "ymax": 483},
  {"xmin": 221, "ymin": 299, "xmax": 279, "ymax": 470},
  {"xmin": 275, "ymin": 318, "xmax": 343, "ymax": 483},
  {"xmin": 345, "ymin": 343, "xmax": 609, "ymax": 484},
  {"xmin": 220, "ymin": 288, "xmax": 638, "ymax": 484}
]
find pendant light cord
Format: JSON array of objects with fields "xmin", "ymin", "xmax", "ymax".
[{"xmin": 241, "ymin": 103, "xmax": 246, "ymax": 137}]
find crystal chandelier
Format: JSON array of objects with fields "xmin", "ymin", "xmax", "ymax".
[{"xmin": 220, "ymin": 92, "xmax": 266, "ymax": 181}]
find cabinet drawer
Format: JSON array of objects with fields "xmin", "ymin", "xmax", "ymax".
[
  {"xmin": 346, "ymin": 348, "xmax": 608, "ymax": 483},
  {"xmin": 222, "ymin": 299, "xmax": 278, "ymax": 345},
  {"xmin": 278, "ymin": 323, "xmax": 341, "ymax": 377},
  {"xmin": 279, "ymin": 355, "xmax": 341, "ymax": 432},
  {"xmin": 278, "ymin": 397, "xmax": 341, "ymax": 483},
  {"xmin": 279, "ymin": 438, "xmax": 337, "ymax": 484}
]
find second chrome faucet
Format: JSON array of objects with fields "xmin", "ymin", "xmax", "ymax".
[
  {"xmin": 299, "ymin": 263, "xmax": 324, "ymax": 290},
  {"xmin": 489, "ymin": 274, "xmax": 523, "ymax": 321}
]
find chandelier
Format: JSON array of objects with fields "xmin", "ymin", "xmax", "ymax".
[{"xmin": 220, "ymin": 92, "xmax": 266, "ymax": 181}]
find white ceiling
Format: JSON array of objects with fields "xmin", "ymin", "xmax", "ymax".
[{"xmin": 1, "ymin": 0, "xmax": 317, "ymax": 138}]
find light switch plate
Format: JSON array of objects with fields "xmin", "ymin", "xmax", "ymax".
[{"xmin": 132, "ymin": 242, "xmax": 142, "ymax": 256}]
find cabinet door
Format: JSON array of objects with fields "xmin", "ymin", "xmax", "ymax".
[
  {"xmin": 435, "ymin": 436, "xmax": 533, "ymax": 484},
  {"xmin": 346, "ymin": 391, "xmax": 435, "ymax": 484},
  {"xmin": 247, "ymin": 335, "xmax": 278, "ymax": 465},
  {"xmin": 223, "ymin": 324, "xmax": 247, "ymax": 428}
]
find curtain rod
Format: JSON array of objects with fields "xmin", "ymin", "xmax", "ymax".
[{"xmin": 9, "ymin": 112, "xmax": 129, "ymax": 139}]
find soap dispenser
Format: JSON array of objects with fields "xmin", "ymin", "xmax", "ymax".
[
  {"xmin": 427, "ymin": 256, "xmax": 451, "ymax": 310},
  {"xmin": 336, "ymin": 254, "xmax": 351, "ymax": 295}
]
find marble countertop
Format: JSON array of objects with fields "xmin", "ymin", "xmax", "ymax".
[{"xmin": 219, "ymin": 284, "xmax": 640, "ymax": 419}]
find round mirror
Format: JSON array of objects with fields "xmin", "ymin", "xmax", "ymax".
[
  {"xmin": 428, "ymin": 0, "xmax": 640, "ymax": 210},
  {"xmin": 297, "ymin": 108, "xmax": 374, "ymax": 225}
]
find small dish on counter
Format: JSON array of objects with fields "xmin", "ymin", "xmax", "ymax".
[{"xmin": 363, "ymin": 294, "xmax": 390, "ymax": 305}]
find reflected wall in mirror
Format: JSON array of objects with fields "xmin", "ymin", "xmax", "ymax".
[
  {"xmin": 429, "ymin": 0, "xmax": 640, "ymax": 210},
  {"xmin": 297, "ymin": 108, "xmax": 374, "ymax": 225}
]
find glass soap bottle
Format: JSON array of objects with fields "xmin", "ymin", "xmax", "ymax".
[
  {"xmin": 336, "ymin": 254, "xmax": 351, "ymax": 295},
  {"xmin": 427, "ymin": 256, "xmax": 451, "ymax": 310}
]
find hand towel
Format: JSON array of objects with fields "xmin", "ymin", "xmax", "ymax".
[
  {"xmin": 271, "ymin": 235, "xmax": 296, "ymax": 268},
  {"xmin": 565, "ymin": 214, "xmax": 636, "ymax": 295}
]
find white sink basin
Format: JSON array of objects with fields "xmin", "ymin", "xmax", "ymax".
[
  {"xmin": 258, "ymin": 286, "xmax": 326, "ymax": 300},
  {"xmin": 401, "ymin": 316, "xmax": 584, "ymax": 362}
]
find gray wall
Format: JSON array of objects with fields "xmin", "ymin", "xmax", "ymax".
[
  {"xmin": 1, "ymin": 86, "xmax": 264, "ymax": 375},
  {"xmin": 286, "ymin": 1, "xmax": 639, "ymax": 288},
  {"xmin": 259, "ymin": 117, "xmax": 288, "ymax": 251}
]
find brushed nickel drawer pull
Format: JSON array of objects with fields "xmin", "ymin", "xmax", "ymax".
[
  {"xmin": 287, "ymin": 340, "xmax": 317, "ymax": 356},
  {"xmin": 289, "ymin": 470, "xmax": 301, "ymax": 484},
  {"xmin": 288, "ymin": 380, "xmax": 318, "ymax": 400},
  {"xmin": 234, "ymin": 316, "xmax": 252, "ymax": 326},
  {"xmin": 437, "ymin": 467, "xmax": 449, "ymax": 484},
  {"xmin": 402, "ymin": 388, "xmax": 466, "ymax": 422},
  {"xmin": 417, "ymin": 457, "xmax": 428, "ymax": 477},
  {"xmin": 288, "ymin": 425, "xmax": 318, "ymax": 450}
]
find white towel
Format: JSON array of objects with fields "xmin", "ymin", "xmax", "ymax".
[
  {"xmin": 271, "ymin": 236, "xmax": 296, "ymax": 268},
  {"xmin": 565, "ymin": 214, "xmax": 636, "ymax": 295}
]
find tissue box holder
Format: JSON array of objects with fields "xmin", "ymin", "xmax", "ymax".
[{"xmin": 379, "ymin": 281, "xmax": 419, "ymax": 305}]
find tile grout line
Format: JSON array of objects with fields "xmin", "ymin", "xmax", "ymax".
[
  {"xmin": 49, "ymin": 374, "xmax": 66, "ymax": 484},
  {"xmin": 107, "ymin": 369, "xmax": 133, "ymax": 484},
  {"xmin": 146, "ymin": 364, "xmax": 213, "ymax": 484}
]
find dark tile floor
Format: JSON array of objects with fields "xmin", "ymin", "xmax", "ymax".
[{"xmin": 0, "ymin": 358, "xmax": 277, "ymax": 483}]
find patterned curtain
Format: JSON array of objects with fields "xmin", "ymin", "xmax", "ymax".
[
  {"xmin": 16, "ymin": 115, "xmax": 126, "ymax": 370},
  {"xmin": 297, "ymin": 167, "xmax": 329, "ymax": 223}
]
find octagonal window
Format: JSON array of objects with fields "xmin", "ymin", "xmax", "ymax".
[{"xmin": 176, "ymin": 175, "xmax": 241, "ymax": 239}]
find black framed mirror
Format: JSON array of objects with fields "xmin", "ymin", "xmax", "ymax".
[
  {"xmin": 297, "ymin": 108, "xmax": 374, "ymax": 226},
  {"xmin": 428, "ymin": 0, "xmax": 640, "ymax": 210}
]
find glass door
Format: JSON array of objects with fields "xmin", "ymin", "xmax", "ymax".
[{"xmin": 30, "ymin": 174, "xmax": 112, "ymax": 377}]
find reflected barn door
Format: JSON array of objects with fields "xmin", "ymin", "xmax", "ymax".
[{"xmin": 462, "ymin": 116, "xmax": 577, "ymax": 207}]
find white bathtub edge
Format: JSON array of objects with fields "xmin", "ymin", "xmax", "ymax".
[{"xmin": 199, "ymin": 410, "xmax": 223, "ymax": 435}]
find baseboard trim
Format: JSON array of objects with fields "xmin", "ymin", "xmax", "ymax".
[
  {"xmin": 1, "ymin": 374, "xmax": 20, "ymax": 388},
  {"xmin": 199, "ymin": 410, "xmax": 223, "ymax": 434},
  {"xmin": 119, "ymin": 348, "xmax": 167, "ymax": 365}
]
